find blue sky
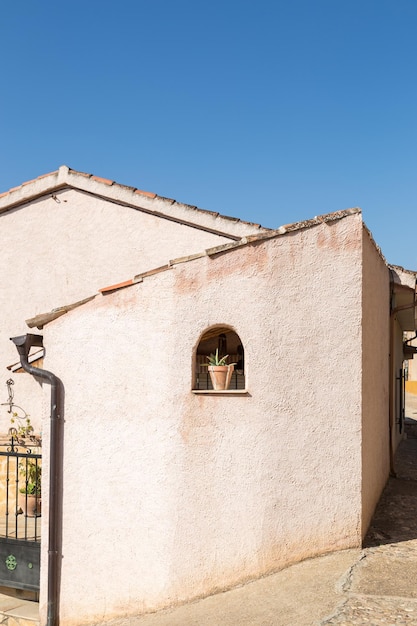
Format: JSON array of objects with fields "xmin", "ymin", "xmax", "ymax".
[{"xmin": 1, "ymin": 1, "xmax": 416, "ymax": 268}]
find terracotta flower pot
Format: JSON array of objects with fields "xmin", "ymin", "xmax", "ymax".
[
  {"xmin": 18, "ymin": 492, "xmax": 41, "ymax": 517},
  {"xmin": 208, "ymin": 364, "xmax": 234, "ymax": 390}
]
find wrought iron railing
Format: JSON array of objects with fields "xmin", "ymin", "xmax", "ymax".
[{"xmin": 0, "ymin": 439, "xmax": 41, "ymax": 542}]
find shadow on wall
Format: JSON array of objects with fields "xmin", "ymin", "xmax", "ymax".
[{"xmin": 364, "ymin": 424, "xmax": 417, "ymax": 548}]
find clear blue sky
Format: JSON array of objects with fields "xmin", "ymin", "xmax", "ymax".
[{"xmin": 1, "ymin": 1, "xmax": 416, "ymax": 268}]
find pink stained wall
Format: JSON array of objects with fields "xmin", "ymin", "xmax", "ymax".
[
  {"xmin": 41, "ymin": 213, "xmax": 367, "ymax": 625},
  {"xmin": 0, "ymin": 187, "xmax": 255, "ymax": 363},
  {"xmin": 0, "ymin": 186, "xmax": 261, "ymax": 434}
]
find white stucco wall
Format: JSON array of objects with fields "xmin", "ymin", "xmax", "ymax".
[
  {"xmin": 0, "ymin": 188, "xmax": 259, "ymax": 431},
  {"xmin": 361, "ymin": 228, "xmax": 390, "ymax": 535},
  {"xmin": 0, "ymin": 188, "xmax": 250, "ymax": 354},
  {"xmin": 41, "ymin": 213, "xmax": 365, "ymax": 625}
]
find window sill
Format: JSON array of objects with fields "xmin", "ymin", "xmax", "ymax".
[{"xmin": 191, "ymin": 389, "xmax": 249, "ymax": 395}]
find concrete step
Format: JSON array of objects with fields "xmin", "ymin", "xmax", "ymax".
[{"xmin": 0, "ymin": 591, "xmax": 39, "ymax": 625}]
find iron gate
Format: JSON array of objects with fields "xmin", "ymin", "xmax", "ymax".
[{"xmin": 0, "ymin": 438, "xmax": 41, "ymax": 591}]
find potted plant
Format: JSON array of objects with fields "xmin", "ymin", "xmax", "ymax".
[
  {"xmin": 204, "ymin": 349, "xmax": 236, "ymax": 391},
  {"xmin": 18, "ymin": 458, "xmax": 41, "ymax": 517},
  {"xmin": 9, "ymin": 415, "xmax": 41, "ymax": 447}
]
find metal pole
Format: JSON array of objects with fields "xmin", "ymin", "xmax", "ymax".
[{"xmin": 10, "ymin": 334, "xmax": 62, "ymax": 626}]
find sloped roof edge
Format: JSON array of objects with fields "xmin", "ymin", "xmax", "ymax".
[
  {"xmin": 26, "ymin": 207, "xmax": 363, "ymax": 330},
  {"xmin": 0, "ymin": 166, "xmax": 267, "ymax": 239},
  {"xmin": 26, "ymin": 295, "xmax": 97, "ymax": 330}
]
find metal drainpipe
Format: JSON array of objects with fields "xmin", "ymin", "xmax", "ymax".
[{"xmin": 10, "ymin": 334, "xmax": 62, "ymax": 626}]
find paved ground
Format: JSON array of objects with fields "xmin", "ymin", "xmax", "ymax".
[{"xmin": 99, "ymin": 394, "xmax": 417, "ymax": 626}]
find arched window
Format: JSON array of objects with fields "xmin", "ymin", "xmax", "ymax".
[{"xmin": 193, "ymin": 326, "xmax": 245, "ymax": 390}]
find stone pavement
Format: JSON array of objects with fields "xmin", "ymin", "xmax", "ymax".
[
  {"xmin": 100, "ymin": 394, "xmax": 417, "ymax": 626},
  {"xmin": 320, "ymin": 406, "xmax": 417, "ymax": 626}
]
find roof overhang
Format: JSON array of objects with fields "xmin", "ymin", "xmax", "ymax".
[
  {"xmin": 390, "ymin": 266, "xmax": 417, "ymax": 330},
  {"xmin": 0, "ymin": 166, "xmax": 267, "ymax": 240}
]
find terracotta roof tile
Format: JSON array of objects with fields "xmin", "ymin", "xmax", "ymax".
[
  {"xmin": 91, "ymin": 175, "xmax": 114, "ymax": 186},
  {"xmin": 37, "ymin": 170, "xmax": 58, "ymax": 180},
  {"xmin": 157, "ymin": 195, "xmax": 176, "ymax": 205},
  {"xmin": 0, "ymin": 169, "xmax": 59, "ymax": 197},
  {"xmin": 117, "ymin": 183, "xmax": 137, "ymax": 193},
  {"xmin": 100, "ymin": 278, "xmax": 135, "ymax": 294},
  {"xmin": 69, "ymin": 169, "xmax": 90, "ymax": 178},
  {"xmin": 0, "ymin": 165, "xmax": 268, "ymax": 235},
  {"xmin": 20, "ymin": 171, "xmax": 59, "ymax": 188},
  {"xmin": 134, "ymin": 188, "xmax": 157, "ymax": 199}
]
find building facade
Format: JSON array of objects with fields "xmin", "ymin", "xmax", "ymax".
[{"xmin": 0, "ymin": 170, "xmax": 415, "ymax": 625}]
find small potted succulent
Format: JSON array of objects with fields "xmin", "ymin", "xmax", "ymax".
[{"xmin": 204, "ymin": 349, "xmax": 236, "ymax": 390}]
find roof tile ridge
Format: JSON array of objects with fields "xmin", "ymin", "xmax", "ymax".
[
  {"xmin": 389, "ymin": 263, "xmax": 417, "ymax": 275},
  {"xmin": 0, "ymin": 168, "xmax": 61, "ymax": 200},
  {"xmin": 65, "ymin": 167, "xmax": 158, "ymax": 201},
  {"xmin": 64, "ymin": 167, "xmax": 265, "ymax": 230},
  {"xmin": 0, "ymin": 166, "xmax": 268, "ymax": 232},
  {"xmin": 282, "ymin": 207, "xmax": 362, "ymax": 231},
  {"xmin": 362, "ymin": 221, "xmax": 387, "ymax": 268}
]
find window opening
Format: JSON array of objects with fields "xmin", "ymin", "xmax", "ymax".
[{"xmin": 194, "ymin": 327, "xmax": 245, "ymax": 390}]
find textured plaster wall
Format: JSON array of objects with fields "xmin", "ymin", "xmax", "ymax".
[
  {"xmin": 361, "ymin": 228, "xmax": 390, "ymax": 536},
  {"xmin": 0, "ymin": 189, "xmax": 248, "ymax": 431},
  {"xmin": 0, "ymin": 188, "xmax": 241, "ymax": 356},
  {"xmin": 42, "ymin": 213, "xmax": 365, "ymax": 625}
]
